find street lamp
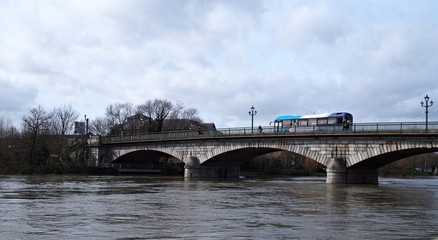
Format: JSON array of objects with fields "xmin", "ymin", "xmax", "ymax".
[
  {"xmin": 249, "ymin": 106, "xmax": 257, "ymax": 134},
  {"xmin": 420, "ymin": 94, "xmax": 433, "ymax": 131}
]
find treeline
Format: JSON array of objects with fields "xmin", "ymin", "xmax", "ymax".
[
  {"xmin": 91, "ymin": 99, "xmax": 202, "ymax": 136},
  {"xmin": 0, "ymin": 98, "xmax": 202, "ymax": 174}
]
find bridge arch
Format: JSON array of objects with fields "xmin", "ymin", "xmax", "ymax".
[
  {"xmin": 112, "ymin": 150, "xmax": 175, "ymax": 163},
  {"xmin": 109, "ymin": 149, "xmax": 184, "ymax": 174},
  {"xmin": 350, "ymin": 147, "xmax": 438, "ymax": 169},
  {"xmin": 196, "ymin": 142, "xmax": 328, "ymax": 167},
  {"xmin": 202, "ymin": 147, "xmax": 280, "ymax": 166}
]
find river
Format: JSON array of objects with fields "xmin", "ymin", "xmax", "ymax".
[{"xmin": 0, "ymin": 175, "xmax": 437, "ymax": 240}]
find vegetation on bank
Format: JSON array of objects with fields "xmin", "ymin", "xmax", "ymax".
[{"xmin": 0, "ymin": 99, "xmax": 202, "ymax": 174}]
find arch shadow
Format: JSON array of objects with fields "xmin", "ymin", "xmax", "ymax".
[
  {"xmin": 350, "ymin": 148, "xmax": 438, "ymax": 169},
  {"xmin": 202, "ymin": 147, "xmax": 281, "ymax": 166},
  {"xmin": 112, "ymin": 150, "xmax": 184, "ymax": 174}
]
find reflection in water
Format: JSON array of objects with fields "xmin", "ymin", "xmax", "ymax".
[{"xmin": 0, "ymin": 175, "xmax": 437, "ymax": 240}]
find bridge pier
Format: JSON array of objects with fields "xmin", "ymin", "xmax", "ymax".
[
  {"xmin": 184, "ymin": 157, "xmax": 240, "ymax": 179},
  {"xmin": 326, "ymin": 158, "xmax": 347, "ymax": 184},
  {"xmin": 326, "ymin": 158, "xmax": 378, "ymax": 184}
]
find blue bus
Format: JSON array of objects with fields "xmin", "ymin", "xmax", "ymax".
[{"xmin": 273, "ymin": 112, "xmax": 353, "ymax": 132}]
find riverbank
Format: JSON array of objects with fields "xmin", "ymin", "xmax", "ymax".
[{"xmin": 0, "ymin": 164, "xmax": 119, "ymax": 175}]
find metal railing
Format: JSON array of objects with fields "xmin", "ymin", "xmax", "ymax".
[{"xmin": 101, "ymin": 121, "xmax": 438, "ymax": 144}]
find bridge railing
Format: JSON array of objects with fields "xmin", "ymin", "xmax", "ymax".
[
  {"xmin": 101, "ymin": 121, "xmax": 438, "ymax": 144},
  {"xmin": 353, "ymin": 121, "xmax": 438, "ymax": 132}
]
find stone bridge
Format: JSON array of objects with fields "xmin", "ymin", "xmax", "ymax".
[{"xmin": 96, "ymin": 129, "xmax": 438, "ymax": 184}]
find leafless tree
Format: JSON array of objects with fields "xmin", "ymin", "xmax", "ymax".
[
  {"xmin": 168, "ymin": 101, "xmax": 184, "ymax": 119},
  {"xmin": 0, "ymin": 114, "xmax": 22, "ymax": 172},
  {"xmin": 0, "ymin": 115, "xmax": 17, "ymax": 138},
  {"xmin": 22, "ymin": 105, "xmax": 52, "ymax": 164},
  {"xmin": 90, "ymin": 117, "xmax": 110, "ymax": 136},
  {"xmin": 181, "ymin": 107, "xmax": 202, "ymax": 123},
  {"xmin": 22, "ymin": 105, "xmax": 51, "ymax": 136},
  {"xmin": 137, "ymin": 99, "xmax": 203, "ymax": 132},
  {"xmin": 43, "ymin": 105, "xmax": 81, "ymax": 169},
  {"xmin": 105, "ymin": 102, "xmax": 134, "ymax": 135},
  {"xmin": 137, "ymin": 99, "xmax": 175, "ymax": 132},
  {"xmin": 50, "ymin": 104, "xmax": 79, "ymax": 135}
]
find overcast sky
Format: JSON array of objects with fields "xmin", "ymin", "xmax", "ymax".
[{"xmin": 1, "ymin": 0, "xmax": 438, "ymax": 128}]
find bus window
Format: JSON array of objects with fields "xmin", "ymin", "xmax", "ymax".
[
  {"xmin": 327, "ymin": 118, "xmax": 337, "ymax": 125},
  {"xmin": 298, "ymin": 119, "xmax": 308, "ymax": 127},
  {"xmin": 308, "ymin": 119, "xmax": 317, "ymax": 126},
  {"xmin": 317, "ymin": 118, "xmax": 328, "ymax": 125},
  {"xmin": 284, "ymin": 120, "xmax": 292, "ymax": 127}
]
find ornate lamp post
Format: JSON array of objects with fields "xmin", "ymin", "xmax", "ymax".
[
  {"xmin": 249, "ymin": 106, "xmax": 257, "ymax": 134},
  {"xmin": 420, "ymin": 94, "xmax": 433, "ymax": 131}
]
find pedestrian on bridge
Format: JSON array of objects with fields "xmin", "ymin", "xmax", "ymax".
[
  {"xmin": 258, "ymin": 125, "xmax": 263, "ymax": 133},
  {"xmin": 342, "ymin": 120, "xmax": 351, "ymax": 131}
]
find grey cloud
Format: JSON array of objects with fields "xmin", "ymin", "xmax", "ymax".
[
  {"xmin": 280, "ymin": 3, "xmax": 348, "ymax": 46},
  {"xmin": 1, "ymin": 0, "xmax": 438, "ymax": 128},
  {"xmin": 0, "ymin": 80, "xmax": 37, "ymax": 112}
]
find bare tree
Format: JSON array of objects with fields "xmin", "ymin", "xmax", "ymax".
[
  {"xmin": 90, "ymin": 117, "xmax": 110, "ymax": 136},
  {"xmin": 137, "ymin": 99, "xmax": 174, "ymax": 132},
  {"xmin": 22, "ymin": 105, "xmax": 52, "ymax": 164},
  {"xmin": 181, "ymin": 107, "xmax": 202, "ymax": 123},
  {"xmin": 0, "ymin": 114, "xmax": 21, "ymax": 173},
  {"xmin": 50, "ymin": 104, "xmax": 80, "ymax": 135},
  {"xmin": 137, "ymin": 99, "xmax": 203, "ymax": 132},
  {"xmin": 0, "ymin": 115, "xmax": 16, "ymax": 138},
  {"xmin": 22, "ymin": 105, "xmax": 51, "ymax": 136},
  {"xmin": 42, "ymin": 105, "xmax": 80, "ymax": 170},
  {"xmin": 168, "ymin": 101, "xmax": 184, "ymax": 119},
  {"xmin": 105, "ymin": 102, "xmax": 134, "ymax": 135}
]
